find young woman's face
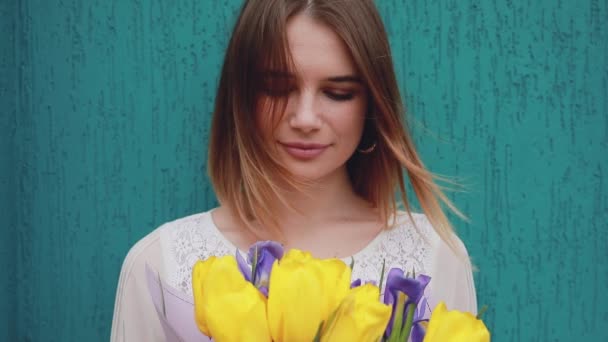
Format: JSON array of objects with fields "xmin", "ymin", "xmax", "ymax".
[{"xmin": 257, "ymin": 13, "xmax": 368, "ymax": 182}]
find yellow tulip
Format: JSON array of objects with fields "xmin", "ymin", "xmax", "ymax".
[
  {"xmin": 267, "ymin": 249, "xmax": 352, "ymax": 342},
  {"xmin": 424, "ymin": 302, "xmax": 490, "ymax": 342},
  {"xmin": 192, "ymin": 256, "xmax": 271, "ymax": 342},
  {"xmin": 320, "ymin": 283, "xmax": 392, "ymax": 342},
  {"xmin": 192, "ymin": 256, "xmax": 216, "ymax": 336}
]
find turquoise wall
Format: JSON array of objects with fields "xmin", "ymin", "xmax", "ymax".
[
  {"xmin": 2, "ymin": 0, "xmax": 606, "ymax": 341},
  {"xmin": 1, "ymin": 0, "xmax": 17, "ymax": 341}
]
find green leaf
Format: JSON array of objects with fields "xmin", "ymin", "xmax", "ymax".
[
  {"xmin": 157, "ymin": 271, "xmax": 167, "ymax": 318},
  {"xmin": 477, "ymin": 305, "xmax": 488, "ymax": 319},
  {"xmin": 323, "ymin": 304, "xmax": 341, "ymax": 333},
  {"xmin": 378, "ymin": 258, "xmax": 386, "ymax": 295},
  {"xmin": 313, "ymin": 320, "xmax": 324, "ymax": 342},
  {"xmin": 386, "ymin": 293, "xmax": 406, "ymax": 342},
  {"xmin": 251, "ymin": 245, "xmax": 259, "ymax": 284}
]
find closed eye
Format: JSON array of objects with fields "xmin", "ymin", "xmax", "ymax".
[{"xmin": 324, "ymin": 90, "xmax": 355, "ymax": 101}]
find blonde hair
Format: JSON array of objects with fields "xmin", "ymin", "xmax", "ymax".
[{"xmin": 208, "ymin": 0, "xmax": 466, "ymax": 255}]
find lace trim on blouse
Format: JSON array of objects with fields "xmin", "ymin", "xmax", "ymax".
[{"xmin": 159, "ymin": 210, "xmax": 439, "ymax": 297}]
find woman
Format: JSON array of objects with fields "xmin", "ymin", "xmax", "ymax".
[{"xmin": 111, "ymin": 0, "xmax": 477, "ymax": 341}]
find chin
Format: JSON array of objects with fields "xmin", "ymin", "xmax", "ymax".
[{"xmin": 284, "ymin": 164, "xmax": 345, "ymax": 183}]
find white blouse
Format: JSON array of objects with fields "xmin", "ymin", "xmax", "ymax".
[{"xmin": 110, "ymin": 210, "xmax": 477, "ymax": 342}]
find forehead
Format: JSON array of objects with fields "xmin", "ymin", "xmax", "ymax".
[{"xmin": 285, "ymin": 13, "xmax": 358, "ymax": 78}]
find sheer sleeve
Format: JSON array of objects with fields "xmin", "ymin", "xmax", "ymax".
[
  {"xmin": 110, "ymin": 229, "xmax": 166, "ymax": 342},
  {"xmin": 425, "ymin": 232, "xmax": 478, "ymax": 315}
]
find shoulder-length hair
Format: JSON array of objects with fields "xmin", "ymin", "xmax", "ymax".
[{"xmin": 208, "ymin": 0, "xmax": 465, "ymax": 253}]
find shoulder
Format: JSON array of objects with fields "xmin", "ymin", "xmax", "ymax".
[
  {"xmin": 117, "ymin": 211, "xmax": 214, "ymax": 282},
  {"xmin": 392, "ymin": 210, "xmax": 471, "ymax": 260},
  {"xmin": 110, "ymin": 217, "xmax": 177, "ymax": 341},
  {"xmin": 387, "ymin": 211, "xmax": 440, "ymax": 249},
  {"xmin": 129, "ymin": 209, "xmax": 237, "ymax": 295},
  {"xmin": 111, "ymin": 211, "xmax": 214, "ymax": 341},
  {"xmin": 392, "ymin": 211, "xmax": 478, "ymax": 313},
  {"xmin": 391, "ymin": 211, "xmax": 434, "ymax": 234},
  {"xmin": 117, "ymin": 225, "xmax": 163, "ymax": 286},
  {"xmin": 361, "ymin": 211, "xmax": 440, "ymax": 277},
  {"xmin": 156, "ymin": 211, "xmax": 214, "ymax": 238},
  {"xmin": 124, "ymin": 212, "xmax": 211, "ymax": 259}
]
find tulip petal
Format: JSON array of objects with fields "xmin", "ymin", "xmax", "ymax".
[
  {"xmin": 267, "ymin": 249, "xmax": 352, "ymax": 342},
  {"xmin": 193, "ymin": 256, "xmax": 271, "ymax": 342},
  {"xmin": 424, "ymin": 302, "xmax": 490, "ymax": 342},
  {"xmin": 268, "ymin": 256, "xmax": 325, "ymax": 342},
  {"xmin": 192, "ymin": 257, "xmax": 217, "ymax": 336},
  {"xmin": 318, "ymin": 258, "xmax": 352, "ymax": 314},
  {"xmin": 320, "ymin": 284, "xmax": 391, "ymax": 342}
]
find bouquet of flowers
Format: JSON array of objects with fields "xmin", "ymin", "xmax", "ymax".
[{"xmin": 192, "ymin": 241, "xmax": 490, "ymax": 342}]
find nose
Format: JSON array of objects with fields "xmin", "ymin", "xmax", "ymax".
[{"xmin": 287, "ymin": 92, "xmax": 322, "ymax": 133}]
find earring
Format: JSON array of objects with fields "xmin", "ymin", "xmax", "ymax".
[{"xmin": 357, "ymin": 142, "xmax": 377, "ymax": 154}]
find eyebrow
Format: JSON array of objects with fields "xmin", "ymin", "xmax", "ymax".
[
  {"xmin": 263, "ymin": 71, "xmax": 293, "ymax": 78},
  {"xmin": 262, "ymin": 70, "xmax": 362, "ymax": 84},
  {"xmin": 326, "ymin": 75, "xmax": 363, "ymax": 84}
]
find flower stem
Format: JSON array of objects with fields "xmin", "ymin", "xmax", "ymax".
[{"xmin": 399, "ymin": 304, "xmax": 416, "ymax": 341}]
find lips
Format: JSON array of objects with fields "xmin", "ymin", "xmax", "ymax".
[{"xmin": 279, "ymin": 142, "xmax": 329, "ymax": 160}]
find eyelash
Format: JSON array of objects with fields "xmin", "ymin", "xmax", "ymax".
[
  {"xmin": 324, "ymin": 91, "xmax": 355, "ymax": 101},
  {"xmin": 262, "ymin": 85, "xmax": 355, "ymax": 102}
]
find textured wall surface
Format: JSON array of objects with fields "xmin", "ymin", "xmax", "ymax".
[
  {"xmin": 1, "ymin": 0, "xmax": 17, "ymax": 341},
  {"xmin": 3, "ymin": 0, "xmax": 607, "ymax": 341}
]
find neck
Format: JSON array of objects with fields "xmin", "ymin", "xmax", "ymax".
[
  {"xmin": 272, "ymin": 167, "xmax": 369, "ymax": 234},
  {"xmin": 214, "ymin": 166, "xmax": 381, "ymax": 255}
]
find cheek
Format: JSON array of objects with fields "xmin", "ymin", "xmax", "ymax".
[{"xmin": 338, "ymin": 99, "xmax": 367, "ymax": 144}]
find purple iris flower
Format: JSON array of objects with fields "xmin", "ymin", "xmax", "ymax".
[
  {"xmin": 410, "ymin": 296, "xmax": 430, "ymax": 342},
  {"xmin": 350, "ymin": 279, "xmax": 378, "ymax": 289},
  {"xmin": 383, "ymin": 268, "xmax": 431, "ymax": 338},
  {"xmin": 236, "ymin": 241, "xmax": 284, "ymax": 296}
]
